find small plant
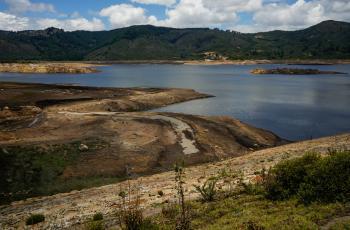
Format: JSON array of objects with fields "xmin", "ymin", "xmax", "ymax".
[
  {"xmin": 174, "ymin": 162, "xmax": 191, "ymax": 230},
  {"xmin": 162, "ymin": 203, "xmax": 178, "ymax": 220},
  {"xmin": 157, "ymin": 190, "xmax": 164, "ymax": 197},
  {"xmin": 93, "ymin": 213, "xmax": 104, "ymax": 221},
  {"xmin": 25, "ymin": 214, "xmax": 45, "ymax": 225},
  {"xmin": 194, "ymin": 177, "xmax": 218, "ymax": 202},
  {"xmin": 86, "ymin": 221, "xmax": 104, "ymax": 230},
  {"xmin": 117, "ymin": 180, "xmax": 144, "ymax": 230},
  {"xmin": 244, "ymin": 220, "xmax": 265, "ymax": 230}
]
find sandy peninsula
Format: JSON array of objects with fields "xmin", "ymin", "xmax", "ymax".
[
  {"xmin": 0, "ymin": 82, "xmax": 283, "ymax": 206},
  {"xmin": 251, "ymin": 68, "xmax": 347, "ymax": 75},
  {"xmin": 0, "ymin": 63, "xmax": 100, "ymax": 74}
]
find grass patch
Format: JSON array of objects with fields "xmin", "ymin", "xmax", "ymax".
[
  {"xmin": 26, "ymin": 214, "xmax": 45, "ymax": 225},
  {"xmin": 0, "ymin": 139, "xmax": 124, "ymax": 204},
  {"xmin": 152, "ymin": 194, "xmax": 349, "ymax": 230},
  {"xmin": 93, "ymin": 213, "xmax": 104, "ymax": 221}
]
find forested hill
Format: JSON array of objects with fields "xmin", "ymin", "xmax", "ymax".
[{"xmin": 0, "ymin": 20, "xmax": 349, "ymax": 61}]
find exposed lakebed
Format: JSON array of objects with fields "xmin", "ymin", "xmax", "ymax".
[{"xmin": 0, "ymin": 64, "xmax": 350, "ymax": 140}]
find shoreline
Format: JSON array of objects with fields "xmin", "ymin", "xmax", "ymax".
[
  {"xmin": 0, "ymin": 82, "xmax": 283, "ymax": 205},
  {"xmin": 0, "ymin": 63, "xmax": 101, "ymax": 74},
  {"xmin": 1, "ymin": 59, "xmax": 350, "ymax": 67}
]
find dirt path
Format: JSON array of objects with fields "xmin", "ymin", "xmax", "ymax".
[
  {"xmin": 57, "ymin": 112, "xmax": 199, "ymax": 155},
  {"xmin": 148, "ymin": 115, "xmax": 199, "ymax": 155},
  {"xmin": 1, "ymin": 133, "xmax": 349, "ymax": 229}
]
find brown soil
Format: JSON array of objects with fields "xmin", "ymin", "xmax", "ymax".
[
  {"xmin": 0, "ymin": 133, "xmax": 348, "ymax": 229},
  {"xmin": 251, "ymin": 68, "xmax": 347, "ymax": 75},
  {"xmin": 0, "ymin": 63, "xmax": 99, "ymax": 74},
  {"xmin": 0, "ymin": 82, "xmax": 282, "ymax": 196},
  {"xmin": 0, "ymin": 82, "xmax": 288, "ymax": 229}
]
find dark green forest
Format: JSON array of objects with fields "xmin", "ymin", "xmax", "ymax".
[{"xmin": 0, "ymin": 20, "xmax": 349, "ymax": 61}]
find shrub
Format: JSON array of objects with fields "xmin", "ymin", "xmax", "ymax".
[
  {"xmin": 243, "ymin": 220, "xmax": 265, "ymax": 230},
  {"xmin": 264, "ymin": 151, "xmax": 350, "ymax": 204},
  {"xmin": 86, "ymin": 221, "xmax": 104, "ymax": 230},
  {"xmin": 26, "ymin": 214, "xmax": 45, "ymax": 225},
  {"xmin": 157, "ymin": 190, "xmax": 164, "ymax": 197},
  {"xmin": 162, "ymin": 203, "xmax": 178, "ymax": 220},
  {"xmin": 93, "ymin": 213, "xmax": 103, "ymax": 221},
  {"xmin": 122, "ymin": 209, "xmax": 143, "ymax": 230},
  {"xmin": 174, "ymin": 162, "xmax": 191, "ymax": 230},
  {"xmin": 117, "ymin": 181, "xmax": 144, "ymax": 230},
  {"xmin": 194, "ymin": 177, "xmax": 218, "ymax": 202}
]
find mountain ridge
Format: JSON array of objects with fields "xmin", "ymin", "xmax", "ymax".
[{"xmin": 0, "ymin": 20, "xmax": 349, "ymax": 61}]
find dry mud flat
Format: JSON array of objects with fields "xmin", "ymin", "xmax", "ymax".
[
  {"xmin": 0, "ymin": 82, "xmax": 283, "ymax": 207},
  {"xmin": 0, "ymin": 82, "xmax": 348, "ymax": 229},
  {"xmin": 0, "ymin": 63, "xmax": 99, "ymax": 74}
]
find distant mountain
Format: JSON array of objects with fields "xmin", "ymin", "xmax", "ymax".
[{"xmin": 0, "ymin": 20, "xmax": 349, "ymax": 61}]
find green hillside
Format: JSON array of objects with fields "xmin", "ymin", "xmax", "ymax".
[{"xmin": 0, "ymin": 20, "xmax": 349, "ymax": 61}]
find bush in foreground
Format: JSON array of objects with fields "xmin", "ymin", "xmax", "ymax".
[
  {"xmin": 26, "ymin": 214, "xmax": 45, "ymax": 225},
  {"xmin": 263, "ymin": 151, "xmax": 350, "ymax": 204},
  {"xmin": 93, "ymin": 213, "xmax": 104, "ymax": 221},
  {"xmin": 194, "ymin": 177, "xmax": 218, "ymax": 202}
]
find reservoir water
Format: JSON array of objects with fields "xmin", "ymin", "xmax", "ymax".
[{"xmin": 1, "ymin": 64, "xmax": 350, "ymax": 141}]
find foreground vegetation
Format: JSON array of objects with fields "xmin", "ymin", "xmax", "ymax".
[
  {"xmin": 83, "ymin": 151, "xmax": 350, "ymax": 229},
  {"xmin": 0, "ymin": 139, "xmax": 124, "ymax": 204}
]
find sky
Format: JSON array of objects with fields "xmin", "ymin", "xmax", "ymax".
[{"xmin": 0, "ymin": 0, "xmax": 350, "ymax": 32}]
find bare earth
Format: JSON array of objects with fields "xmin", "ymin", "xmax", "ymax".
[
  {"xmin": 0, "ymin": 63, "xmax": 99, "ymax": 74},
  {"xmin": 1, "ymin": 82, "xmax": 347, "ymax": 229},
  {"xmin": 0, "ymin": 133, "xmax": 349, "ymax": 229},
  {"xmin": 0, "ymin": 82, "xmax": 282, "ymax": 204}
]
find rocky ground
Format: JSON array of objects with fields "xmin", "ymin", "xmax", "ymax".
[
  {"xmin": 0, "ymin": 82, "xmax": 283, "ymax": 207},
  {"xmin": 0, "ymin": 82, "xmax": 349, "ymax": 229},
  {"xmin": 0, "ymin": 63, "xmax": 99, "ymax": 74},
  {"xmin": 0, "ymin": 133, "xmax": 348, "ymax": 229},
  {"xmin": 251, "ymin": 68, "xmax": 347, "ymax": 75}
]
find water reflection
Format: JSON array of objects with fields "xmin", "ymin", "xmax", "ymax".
[{"xmin": 0, "ymin": 64, "xmax": 349, "ymax": 141}]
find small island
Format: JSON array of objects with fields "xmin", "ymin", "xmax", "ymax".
[
  {"xmin": 0, "ymin": 63, "xmax": 99, "ymax": 74},
  {"xmin": 251, "ymin": 68, "xmax": 347, "ymax": 75}
]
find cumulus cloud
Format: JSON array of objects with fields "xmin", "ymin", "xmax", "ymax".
[
  {"xmin": 234, "ymin": 0, "xmax": 350, "ymax": 32},
  {"xmin": 100, "ymin": 4, "xmax": 157, "ymax": 28},
  {"xmin": 131, "ymin": 0, "xmax": 176, "ymax": 7},
  {"xmin": 4, "ymin": 0, "xmax": 55, "ymax": 14},
  {"xmin": 36, "ymin": 17, "xmax": 105, "ymax": 31},
  {"xmin": 202, "ymin": 0, "xmax": 263, "ymax": 12},
  {"xmin": 2, "ymin": 0, "xmax": 350, "ymax": 32},
  {"xmin": 253, "ymin": 0, "xmax": 326, "ymax": 29},
  {"xmin": 0, "ymin": 12, "xmax": 29, "ymax": 31},
  {"xmin": 156, "ymin": 0, "xmax": 238, "ymax": 28},
  {"xmin": 0, "ymin": 10, "xmax": 105, "ymax": 32}
]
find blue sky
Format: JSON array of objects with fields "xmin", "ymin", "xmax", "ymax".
[{"xmin": 0, "ymin": 0, "xmax": 349, "ymax": 32}]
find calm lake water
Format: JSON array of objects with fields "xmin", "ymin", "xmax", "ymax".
[{"xmin": 1, "ymin": 64, "xmax": 350, "ymax": 141}]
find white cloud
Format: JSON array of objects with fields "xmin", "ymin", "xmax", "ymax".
[
  {"xmin": 131, "ymin": 0, "xmax": 176, "ymax": 7},
  {"xmin": 2, "ymin": 0, "xmax": 350, "ymax": 32},
  {"xmin": 0, "ymin": 12, "xmax": 29, "ymax": 31},
  {"xmin": 155, "ymin": 0, "xmax": 240, "ymax": 28},
  {"xmin": 100, "ymin": 4, "xmax": 157, "ymax": 28},
  {"xmin": 202, "ymin": 0, "xmax": 263, "ymax": 12},
  {"xmin": 253, "ymin": 0, "xmax": 326, "ymax": 29},
  {"xmin": 36, "ymin": 17, "xmax": 105, "ymax": 31},
  {"xmin": 234, "ymin": 0, "xmax": 350, "ymax": 32},
  {"xmin": 4, "ymin": 0, "xmax": 55, "ymax": 14}
]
